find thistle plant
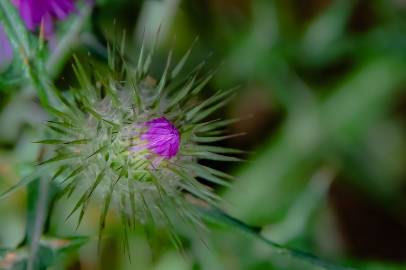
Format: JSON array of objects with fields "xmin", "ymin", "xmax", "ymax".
[{"xmin": 36, "ymin": 42, "xmax": 240, "ymax": 249}]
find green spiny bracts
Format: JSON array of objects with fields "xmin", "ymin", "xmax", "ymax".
[{"xmin": 37, "ymin": 43, "xmax": 242, "ymax": 248}]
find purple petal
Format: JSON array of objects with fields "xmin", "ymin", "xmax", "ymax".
[
  {"xmin": 48, "ymin": 0, "xmax": 76, "ymax": 20},
  {"xmin": 11, "ymin": 0, "xmax": 76, "ymax": 36}
]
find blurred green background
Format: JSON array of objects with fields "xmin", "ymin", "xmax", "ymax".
[{"xmin": 1, "ymin": 0, "xmax": 406, "ymax": 269}]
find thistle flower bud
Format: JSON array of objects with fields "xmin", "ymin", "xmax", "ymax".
[
  {"xmin": 38, "ymin": 44, "xmax": 240, "ymax": 248},
  {"xmin": 138, "ymin": 117, "xmax": 180, "ymax": 159}
]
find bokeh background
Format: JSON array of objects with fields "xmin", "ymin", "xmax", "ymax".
[{"xmin": 1, "ymin": 0, "xmax": 406, "ymax": 269}]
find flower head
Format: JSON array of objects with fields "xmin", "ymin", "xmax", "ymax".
[
  {"xmin": 140, "ymin": 117, "xmax": 180, "ymax": 159},
  {"xmin": 37, "ymin": 44, "xmax": 240, "ymax": 249},
  {"xmin": 12, "ymin": 0, "xmax": 76, "ymax": 35}
]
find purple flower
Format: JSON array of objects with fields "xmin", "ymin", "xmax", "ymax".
[
  {"xmin": 0, "ymin": 26, "xmax": 13, "ymax": 69},
  {"xmin": 11, "ymin": 0, "xmax": 76, "ymax": 36},
  {"xmin": 0, "ymin": 0, "xmax": 76, "ymax": 69},
  {"xmin": 140, "ymin": 117, "xmax": 180, "ymax": 159}
]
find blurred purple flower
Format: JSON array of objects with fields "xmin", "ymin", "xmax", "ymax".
[
  {"xmin": 0, "ymin": 0, "xmax": 76, "ymax": 69},
  {"xmin": 140, "ymin": 117, "xmax": 180, "ymax": 159},
  {"xmin": 11, "ymin": 0, "xmax": 76, "ymax": 36},
  {"xmin": 0, "ymin": 26, "xmax": 13, "ymax": 69}
]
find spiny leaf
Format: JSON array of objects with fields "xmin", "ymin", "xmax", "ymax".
[
  {"xmin": 171, "ymin": 168, "xmax": 220, "ymax": 203},
  {"xmin": 54, "ymin": 89, "xmax": 80, "ymax": 114},
  {"xmin": 44, "ymin": 105, "xmax": 72, "ymax": 122},
  {"xmin": 34, "ymin": 139, "xmax": 90, "ymax": 145},
  {"xmin": 38, "ymin": 153, "xmax": 76, "ymax": 166},
  {"xmin": 34, "ymin": 139, "xmax": 64, "ymax": 145},
  {"xmin": 192, "ymin": 133, "xmax": 246, "ymax": 143},
  {"xmin": 127, "ymin": 179, "xmax": 137, "ymax": 229},
  {"xmin": 72, "ymin": 55, "xmax": 93, "ymax": 91},
  {"xmin": 189, "ymin": 151, "xmax": 242, "ymax": 162},
  {"xmin": 165, "ymin": 59, "xmax": 206, "ymax": 94},
  {"xmin": 155, "ymin": 202, "xmax": 183, "ymax": 251},
  {"xmin": 190, "ymin": 68, "xmax": 217, "ymax": 95},
  {"xmin": 47, "ymin": 120, "xmax": 76, "ymax": 129},
  {"xmin": 191, "ymin": 92, "xmax": 236, "ymax": 123},
  {"xmin": 170, "ymin": 37, "xmax": 198, "ymax": 79},
  {"xmin": 128, "ymin": 73, "xmax": 142, "ymax": 111},
  {"xmin": 200, "ymin": 165, "xmax": 234, "ymax": 180},
  {"xmin": 51, "ymin": 166, "xmax": 68, "ymax": 181},
  {"xmin": 136, "ymin": 32, "xmax": 146, "ymax": 79},
  {"xmin": 64, "ymin": 139, "xmax": 91, "ymax": 145},
  {"xmin": 87, "ymin": 144, "xmax": 108, "ymax": 159},
  {"xmin": 156, "ymin": 49, "xmax": 172, "ymax": 97},
  {"xmin": 84, "ymin": 105, "xmax": 102, "ymax": 120},
  {"xmin": 186, "ymin": 88, "xmax": 234, "ymax": 121},
  {"xmin": 58, "ymin": 180, "xmax": 77, "ymax": 199},
  {"xmin": 66, "ymin": 169, "xmax": 106, "ymax": 222},
  {"xmin": 193, "ymin": 117, "xmax": 239, "ymax": 132},
  {"xmin": 200, "ymin": 130, "xmax": 225, "ymax": 136},
  {"xmin": 99, "ymin": 184, "xmax": 114, "ymax": 250},
  {"xmin": 140, "ymin": 192, "xmax": 155, "ymax": 226},
  {"xmin": 142, "ymin": 27, "xmax": 160, "ymax": 76},
  {"xmin": 188, "ymin": 164, "xmax": 231, "ymax": 187},
  {"xmin": 189, "ymin": 145, "xmax": 244, "ymax": 154},
  {"xmin": 120, "ymin": 193, "xmax": 131, "ymax": 261},
  {"xmin": 102, "ymin": 118, "xmax": 120, "ymax": 129},
  {"xmin": 167, "ymin": 75, "xmax": 196, "ymax": 109},
  {"xmin": 61, "ymin": 165, "xmax": 87, "ymax": 184}
]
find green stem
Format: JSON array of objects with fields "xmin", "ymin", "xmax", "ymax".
[{"xmin": 202, "ymin": 206, "xmax": 354, "ymax": 270}]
